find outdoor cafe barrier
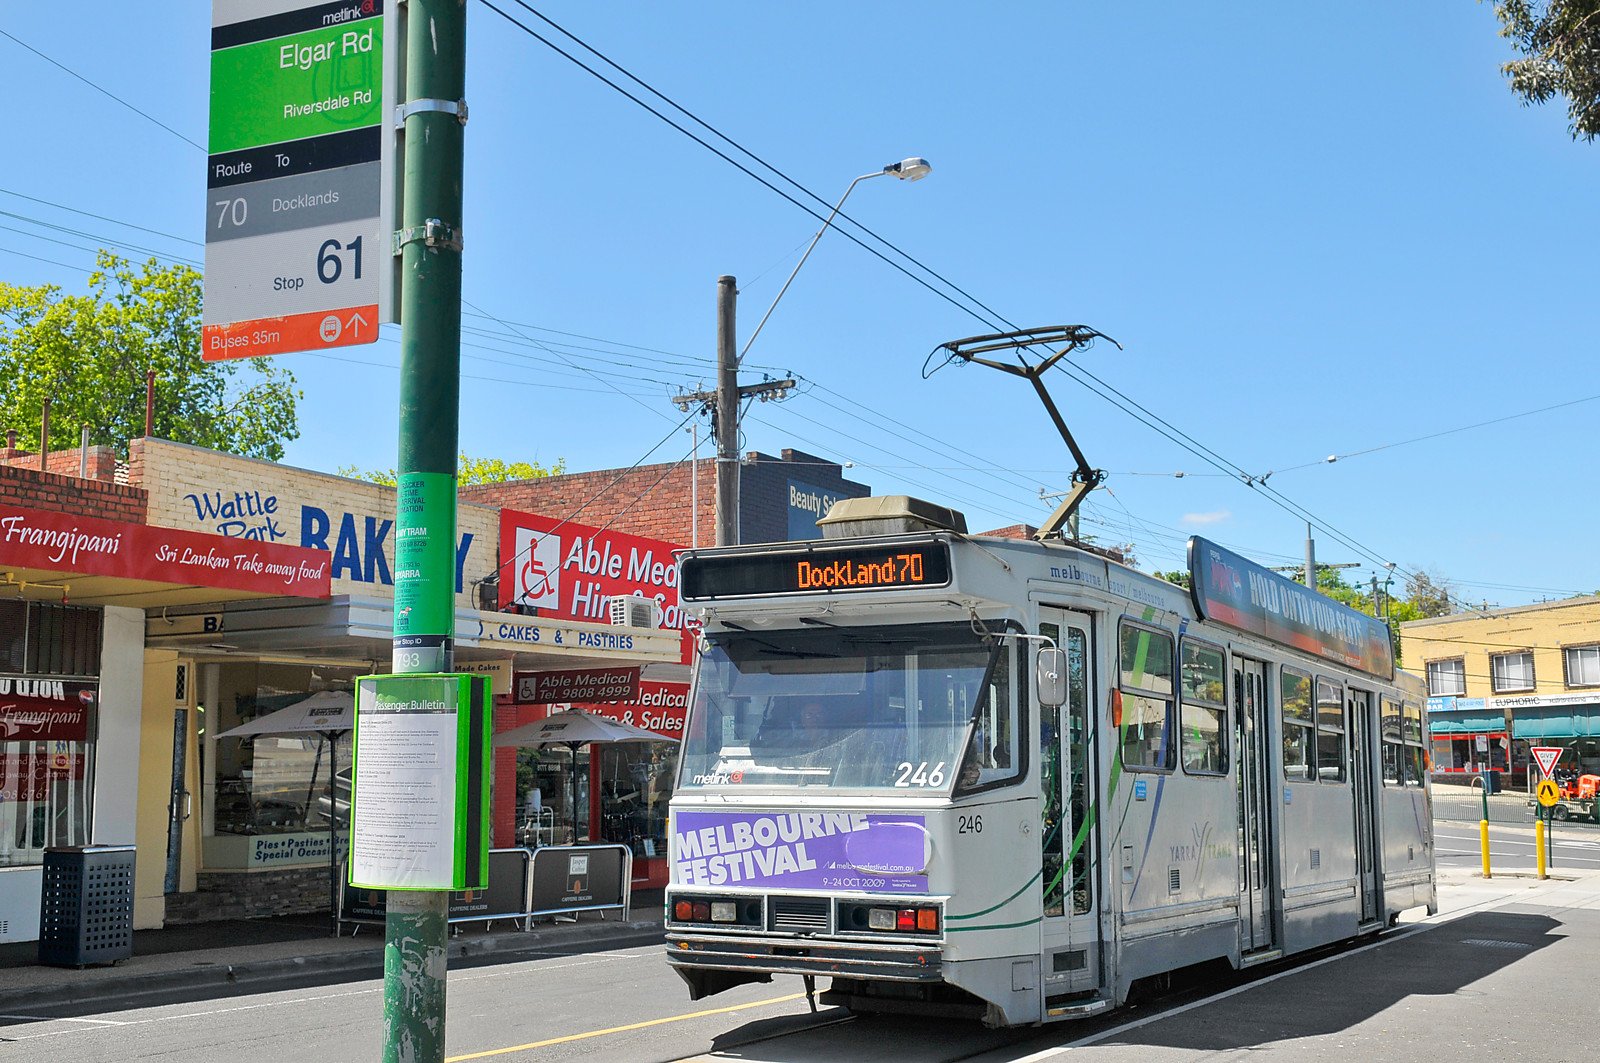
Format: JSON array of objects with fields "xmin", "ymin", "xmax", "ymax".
[
  {"xmin": 338, "ymin": 844, "xmax": 632, "ymax": 931},
  {"xmin": 339, "ymin": 847, "xmax": 534, "ymax": 932},
  {"xmin": 527, "ymin": 843, "xmax": 632, "ymax": 924}
]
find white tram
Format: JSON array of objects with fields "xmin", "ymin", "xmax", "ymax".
[{"xmin": 664, "ymin": 496, "xmax": 1435, "ymax": 1026}]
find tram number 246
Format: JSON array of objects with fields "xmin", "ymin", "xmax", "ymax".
[{"xmin": 893, "ymin": 761, "xmax": 947, "ymax": 788}]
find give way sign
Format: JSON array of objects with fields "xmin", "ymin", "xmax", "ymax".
[{"xmin": 1531, "ymin": 746, "xmax": 1564, "ymax": 778}]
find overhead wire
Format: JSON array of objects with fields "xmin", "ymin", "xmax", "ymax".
[{"xmin": 0, "ymin": 29, "xmax": 205, "ymax": 152}]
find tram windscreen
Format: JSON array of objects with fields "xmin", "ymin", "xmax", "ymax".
[{"xmin": 678, "ymin": 622, "xmax": 1003, "ymax": 793}]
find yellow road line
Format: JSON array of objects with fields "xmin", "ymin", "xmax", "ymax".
[{"xmin": 443, "ymin": 992, "xmax": 807, "ymax": 1061}]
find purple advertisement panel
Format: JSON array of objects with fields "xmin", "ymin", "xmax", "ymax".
[{"xmin": 673, "ymin": 810, "xmax": 929, "ymax": 894}]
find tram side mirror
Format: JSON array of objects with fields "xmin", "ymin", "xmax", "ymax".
[{"xmin": 1036, "ymin": 648, "xmax": 1067, "ymax": 709}]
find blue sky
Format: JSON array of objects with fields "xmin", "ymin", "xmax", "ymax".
[{"xmin": 3, "ymin": 3, "xmax": 1595, "ymax": 607}]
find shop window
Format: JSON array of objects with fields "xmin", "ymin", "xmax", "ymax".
[
  {"xmin": 208, "ymin": 662, "xmax": 361, "ymax": 843},
  {"xmin": 1315, "ymin": 678, "xmax": 1346, "ymax": 782},
  {"xmin": 1490, "ymin": 651, "xmax": 1534, "ymax": 693},
  {"xmin": 593, "ymin": 741, "xmax": 679, "ymax": 861},
  {"xmin": 0, "ymin": 603, "xmax": 102, "ymax": 869},
  {"xmin": 1281, "ymin": 667, "xmax": 1313, "ymax": 782},
  {"xmin": 1118, "ymin": 622, "xmax": 1174, "ymax": 772},
  {"xmin": 1179, "ymin": 640, "xmax": 1227, "ymax": 775},
  {"xmin": 1426, "ymin": 658, "xmax": 1466, "ymax": 697},
  {"xmin": 1565, "ymin": 646, "xmax": 1600, "ymax": 688}
]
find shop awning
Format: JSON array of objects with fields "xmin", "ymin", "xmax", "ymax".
[
  {"xmin": 0, "ymin": 503, "xmax": 330, "ymax": 607},
  {"xmin": 1511, "ymin": 705, "xmax": 1600, "ymax": 740},
  {"xmin": 145, "ymin": 596, "xmax": 682, "ymax": 670},
  {"xmin": 1428, "ymin": 712, "xmax": 1506, "ymax": 736}
]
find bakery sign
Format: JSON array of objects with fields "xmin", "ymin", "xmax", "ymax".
[
  {"xmin": 0, "ymin": 503, "xmax": 330, "ymax": 598},
  {"xmin": 0, "ymin": 677, "xmax": 97, "ymax": 742}
]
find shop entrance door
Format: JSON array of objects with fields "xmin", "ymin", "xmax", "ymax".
[{"xmin": 164, "ymin": 707, "xmax": 188, "ymax": 894}]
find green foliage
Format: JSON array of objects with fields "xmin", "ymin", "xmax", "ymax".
[
  {"xmin": 1492, "ymin": 0, "xmax": 1600, "ymax": 140},
  {"xmin": 339, "ymin": 453, "xmax": 566, "ymax": 487},
  {"xmin": 1153, "ymin": 569, "xmax": 1191, "ymax": 590},
  {"xmin": 0, "ymin": 252, "xmax": 300, "ymax": 460}
]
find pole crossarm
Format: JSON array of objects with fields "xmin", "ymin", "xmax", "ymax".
[
  {"xmin": 937, "ymin": 326, "xmax": 1120, "ymax": 543},
  {"xmin": 672, "ymin": 377, "xmax": 797, "ymax": 412}
]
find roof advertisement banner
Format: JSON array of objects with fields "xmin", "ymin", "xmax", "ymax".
[{"xmin": 1188, "ymin": 536, "xmax": 1394, "ymax": 680}]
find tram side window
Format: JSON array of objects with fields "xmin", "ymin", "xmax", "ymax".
[
  {"xmin": 1403, "ymin": 702, "xmax": 1425, "ymax": 785},
  {"xmin": 1281, "ymin": 668, "xmax": 1313, "ymax": 781},
  {"xmin": 1179, "ymin": 640, "xmax": 1228, "ymax": 775},
  {"xmin": 1315, "ymin": 678, "xmax": 1346, "ymax": 782},
  {"xmin": 1118, "ymin": 622, "xmax": 1175, "ymax": 772},
  {"xmin": 1380, "ymin": 697, "xmax": 1404, "ymax": 786}
]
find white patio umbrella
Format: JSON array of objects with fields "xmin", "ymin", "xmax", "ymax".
[
  {"xmin": 494, "ymin": 709, "xmax": 676, "ymax": 843},
  {"xmin": 219, "ymin": 689, "xmax": 354, "ymax": 933}
]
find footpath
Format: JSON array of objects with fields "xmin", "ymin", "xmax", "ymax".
[{"xmin": 0, "ymin": 890, "xmax": 664, "ymax": 1021}]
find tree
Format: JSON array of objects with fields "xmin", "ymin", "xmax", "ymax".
[
  {"xmin": 1152, "ymin": 569, "xmax": 1191, "ymax": 590},
  {"xmin": 339, "ymin": 453, "xmax": 566, "ymax": 486},
  {"xmin": 1403, "ymin": 570, "xmax": 1457, "ymax": 618},
  {"xmin": 1492, "ymin": 0, "xmax": 1600, "ymax": 140},
  {"xmin": 0, "ymin": 252, "xmax": 300, "ymax": 460}
]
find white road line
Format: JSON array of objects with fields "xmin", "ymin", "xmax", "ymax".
[{"xmin": 0, "ymin": 1015, "xmax": 128, "ymax": 1025}]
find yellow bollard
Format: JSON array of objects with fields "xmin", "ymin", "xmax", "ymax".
[
  {"xmin": 1480, "ymin": 819, "xmax": 1492, "ymax": 879},
  {"xmin": 1536, "ymin": 818, "xmax": 1547, "ymax": 880}
]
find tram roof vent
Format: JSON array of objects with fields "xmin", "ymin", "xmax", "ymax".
[{"xmin": 816, "ymin": 495, "xmax": 967, "ymax": 539}]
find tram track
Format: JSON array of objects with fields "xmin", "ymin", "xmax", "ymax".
[{"xmin": 664, "ymin": 921, "xmax": 1442, "ymax": 1063}]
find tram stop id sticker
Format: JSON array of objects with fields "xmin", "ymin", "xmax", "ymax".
[{"xmin": 672, "ymin": 810, "xmax": 929, "ymax": 894}]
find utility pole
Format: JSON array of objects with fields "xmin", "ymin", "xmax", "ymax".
[
  {"xmin": 672, "ymin": 276, "xmax": 795, "ymax": 548},
  {"xmin": 716, "ymin": 276, "xmax": 738, "ymax": 546},
  {"xmin": 1304, "ymin": 522, "xmax": 1316, "ymax": 590},
  {"xmin": 384, "ymin": 1, "xmax": 465, "ymax": 1059}
]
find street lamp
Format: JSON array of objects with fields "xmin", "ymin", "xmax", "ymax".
[{"xmin": 738, "ymin": 156, "xmax": 932, "ymax": 365}]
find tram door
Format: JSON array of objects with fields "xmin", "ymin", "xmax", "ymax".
[
  {"xmin": 1039, "ymin": 608, "xmax": 1100, "ymax": 996},
  {"xmin": 1348, "ymin": 689, "xmax": 1380, "ymax": 923},
  {"xmin": 1233, "ymin": 657, "xmax": 1275, "ymax": 953}
]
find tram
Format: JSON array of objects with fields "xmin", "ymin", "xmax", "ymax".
[{"xmin": 663, "ymin": 498, "xmax": 1436, "ymax": 1026}]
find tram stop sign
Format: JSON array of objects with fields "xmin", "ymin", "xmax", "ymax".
[
  {"xmin": 203, "ymin": 1, "xmax": 398, "ymax": 360},
  {"xmin": 1532, "ymin": 746, "xmax": 1564, "ymax": 779},
  {"xmin": 1537, "ymin": 778, "xmax": 1562, "ymax": 808}
]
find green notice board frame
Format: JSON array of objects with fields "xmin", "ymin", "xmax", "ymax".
[{"xmin": 349, "ymin": 673, "xmax": 490, "ymax": 890}]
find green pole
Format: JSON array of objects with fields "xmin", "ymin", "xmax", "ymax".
[{"xmin": 384, "ymin": 1, "xmax": 465, "ymax": 1060}]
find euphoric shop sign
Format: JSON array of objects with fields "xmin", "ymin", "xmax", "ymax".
[
  {"xmin": 349, "ymin": 674, "xmax": 490, "ymax": 891},
  {"xmin": 204, "ymin": 0, "xmax": 394, "ymax": 360}
]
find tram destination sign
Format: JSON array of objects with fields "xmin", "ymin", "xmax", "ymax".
[
  {"xmin": 1187, "ymin": 536, "xmax": 1394, "ymax": 680},
  {"xmin": 680, "ymin": 541, "xmax": 951, "ymax": 601},
  {"xmin": 203, "ymin": 0, "xmax": 396, "ymax": 361}
]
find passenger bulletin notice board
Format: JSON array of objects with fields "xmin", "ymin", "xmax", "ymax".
[{"xmin": 349, "ymin": 674, "xmax": 490, "ymax": 891}]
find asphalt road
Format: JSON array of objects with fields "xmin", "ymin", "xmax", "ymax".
[
  {"xmin": 8, "ymin": 886, "xmax": 1594, "ymax": 1063},
  {"xmin": 1430, "ymin": 788, "xmax": 1600, "ymax": 871},
  {"xmin": 3, "ymin": 793, "xmax": 1589, "ymax": 1063}
]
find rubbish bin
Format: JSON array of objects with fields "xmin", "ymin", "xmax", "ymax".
[
  {"xmin": 38, "ymin": 845, "xmax": 135, "ymax": 967},
  {"xmin": 1481, "ymin": 769, "xmax": 1500, "ymax": 795}
]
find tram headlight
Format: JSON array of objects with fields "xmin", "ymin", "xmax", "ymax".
[
  {"xmin": 710, "ymin": 901, "xmax": 738, "ymax": 923},
  {"xmin": 867, "ymin": 908, "xmax": 898, "ymax": 931}
]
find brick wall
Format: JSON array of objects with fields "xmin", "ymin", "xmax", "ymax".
[
  {"xmin": 462, "ymin": 458, "xmax": 718, "ymax": 546},
  {"xmin": 463, "ymin": 448, "xmax": 869, "ymax": 546},
  {"xmin": 163, "ymin": 868, "xmax": 329, "ymax": 923},
  {"xmin": 0, "ymin": 444, "xmax": 119, "ymax": 482},
  {"xmin": 0, "ymin": 462, "xmax": 147, "ymax": 522}
]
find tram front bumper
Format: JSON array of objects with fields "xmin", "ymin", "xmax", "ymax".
[{"xmin": 666, "ymin": 932, "xmax": 944, "ymax": 983}]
